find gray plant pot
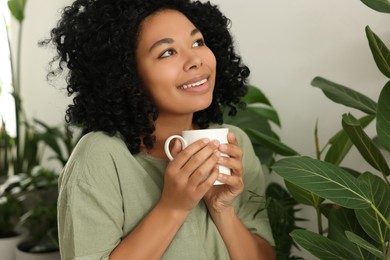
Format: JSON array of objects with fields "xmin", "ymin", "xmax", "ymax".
[
  {"xmin": 0, "ymin": 233, "xmax": 24, "ymax": 260},
  {"xmin": 15, "ymin": 241, "xmax": 60, "ymax": 260}
]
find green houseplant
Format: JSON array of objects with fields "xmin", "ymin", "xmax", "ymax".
[
  {"xmin": 222, "ymin": 85, "xmax": 303, "ymax": 259},
  {"xmin": 17, "ymin": 167, "xmax": 59, "ymax": 254},
  {"xmin": 1, "ymin": 1, "xmax": 81, "ymax": 258},
  {"xmin": 15, "ymin": 122, "xmax": 80, "ymax": 255},
  {"xmin": 271, "ymin": 0, "xmax": 390, "ymax": 259}
]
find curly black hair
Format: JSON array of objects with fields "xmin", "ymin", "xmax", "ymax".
[{"xmin": 42, "ymin": 0, "xmax": 250, "ymax": 154}]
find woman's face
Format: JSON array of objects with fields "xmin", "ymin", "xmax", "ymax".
[{"xmin": 136, "ymin": 9, "xmax": 216, "ymax": 116}]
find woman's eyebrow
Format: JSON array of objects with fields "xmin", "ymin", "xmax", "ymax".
[
  {"xmin": 148, "ymin": 38, "xmax": 173, "ymax": 53},
  {"xmin": 148, "ymin": 28, "xmax": 201, "ymax": 53}
]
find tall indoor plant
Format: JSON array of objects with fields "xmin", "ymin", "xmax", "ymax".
[{"xmin": 272, "ymin": 0, "xmax": 390, "ymax": 259}]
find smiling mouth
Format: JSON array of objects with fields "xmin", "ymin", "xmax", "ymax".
[{"xmin": 179, "ymin": 78, "xmax": 208, "ymax": 90}]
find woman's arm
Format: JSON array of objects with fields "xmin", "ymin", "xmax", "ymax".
[
  {"xmin": 204, "ymin": 131, "xmax": 275, "ymax": 259},
  {"xmin": 109, "ymin": 201, "xmax": 188, "ymax": 260},
  {"xmin": 208, "ymin": 205, "xmax": 275, "ymax": 260}
]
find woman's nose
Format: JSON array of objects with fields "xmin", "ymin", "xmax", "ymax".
[{"xmin": 183, "ymin": 51, "xmax": 202, "ymax": 71}]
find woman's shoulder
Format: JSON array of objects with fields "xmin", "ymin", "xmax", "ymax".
[
  {"xmin": 64, "ymin": 131, "xmax": 131, "ymax": 173},
  {"xmin": 72, "ymin": 131, "xmax": 128, "ymax": 156},
  {"xmin": 61, "ymin": 131, "xmax": 133, "ymax": 187}
]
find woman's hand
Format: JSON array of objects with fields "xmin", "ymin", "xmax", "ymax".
[
  {"xmin": 203, "ymin": 132, "xmax": 244, "ymax": 215},
  {"xmin": 159, "ymin": 138, "xmax": 220, "ymax": 214}
]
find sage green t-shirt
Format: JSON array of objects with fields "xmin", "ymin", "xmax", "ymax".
[{"xmin": 58, "ymin": 124, "xmax": 274, "ymax": 260}]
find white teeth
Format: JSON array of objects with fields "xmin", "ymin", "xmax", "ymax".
[{"xmin": 180, "ymin": 78, "xmax": 207, "ymax": 89}]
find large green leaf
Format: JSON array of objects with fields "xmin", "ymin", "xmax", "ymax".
[
  {"xmin": 290, "ymin": 230, "xmax": 357, "ymax": 259},
  {"xmin": 328, "ymin": 207, "xmax": 360, "ymax": 245},
  {"xmin": 241, "ymin": 85, "xmax": 272, "ymax": 106},
  {"xmin": 342, "ymin": 113, "xmax": 390, "ymax": 176},
  {"xmin": 328, "ymin": 207, "xmax": 380, "ymax": 259},
  {"xmin": 245, "ymin": 128, "xmax": 299, "ymax": 156},
  {"xmin": 246, "ymin": 107, "xmax": 281, "ymax": 127},
  {"xmin": 272, "ymin": 157, "xmax": 370, "ymax": 209},
  {"xmin": 376, "ymin": 81, "xmax": 390, "ymax": 152},
  {"xmin": 311, "ymin": 77, "xmax": 377, "ymax": 115},
  {"xmin": 325, "ymin": 115, "xmax": 375, "ymax": 165},
  {"xmin": 345, "ymin": 231, "xmax": 387, "ymax": 260},
  {"xmin": 285, "ymin": 181, "xmax": 323, "ymax": 207},
  {"xmin": 224, "ymin": 106, "xmax": 272, "ymax": 134},
  {"xmin": 355, "ymin": 173, "xmax": 390, "ymax": 244},
  {"xmin": 7, "ymin": 0, "xmax": 27, "ymax": 23},
  {"xmin": 361, "ymin": 0, "xmax": 390, "ymax": 13},
  {"xmin": 223, "ymin": 106, "xmax": 277, "ymax": 166},
  {"xmin": 366, "ymin": 26, "xmax": 390, "ymax": 78}
]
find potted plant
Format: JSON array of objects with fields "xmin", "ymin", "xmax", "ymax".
[
  {"xmin": 271, "ymin": 0, "xmax": 390, "ymax": 259},
  {"xmin": 15, "ymin": 167, "xmax": 60, "ymax": 260},
  {"xmin": 0, "ymin": 176, "xmax": 25, "ymax": 260}
]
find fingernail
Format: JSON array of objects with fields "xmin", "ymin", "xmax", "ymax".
[
  {"xmin": 203, "ymin": 138, "xmax": 210, "ymax": 144},
  {"xmin": 212, "ymin": 140, "xmax": 220, "ymax": 146}
]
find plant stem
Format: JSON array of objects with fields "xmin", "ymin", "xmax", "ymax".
[
  {"xmin": 370, "ymin": 203, "xmax": 390, "ymax": 230},
  {"xmin": 316, "ymin": 205, "xmax": 323, "ymax": 235},
  {"xmin": 14, "ymin": 21, "xmax": 23, "ymax": 174},
  {"xmin": 314, "ymin": 120, "xmax": 320, "ymax": 160},
  {"xmin": 16, "ymin": 21, "xmax": 22, "ymax": 94},
  {"xmin": 3, "ymin": 13, "xmax": 21, "ymax": 175}
]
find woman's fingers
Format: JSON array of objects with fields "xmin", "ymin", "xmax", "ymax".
[
  {"xmin": 178, "ymin": 140, "xmax": 219, "ymax": 174},
  {"xmin": 218, "ymin": 133, "xmax": 243, "ymax": 176},
  {"xmin": 219, "ymin": 133, "xmax": 242, "ymax": 159},
  {"xmin": 187, "ymin": 151, "xmax": 219, "ymax": 187}
]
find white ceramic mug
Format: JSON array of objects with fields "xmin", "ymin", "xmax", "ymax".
[{"xmin": 164, "ymin": 128, "xmax": 230, "ymax": 185}]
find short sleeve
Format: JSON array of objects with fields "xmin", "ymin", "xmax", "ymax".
[
  {"xmin": 58, "ymin": 133, "xmax": 124, "ymax": 260},
  {"xmin": 227, "ymin": 125, "xmax": 275, "ymax": 246}
]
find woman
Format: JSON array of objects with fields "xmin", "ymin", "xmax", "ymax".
[{"xmin": 44, "ymin": 0, "xmax": 275, "ymax": 259}]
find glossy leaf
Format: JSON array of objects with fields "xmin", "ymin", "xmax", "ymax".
[
  {"xmin": 311, "ymin": 77, "xmax": 377, "ymax": 115},
  {"xmin": 376, "ymin": 81, "xmax": 390, "ymax": 152},
  {"xmin": 360, "ymin": 0, "xmax": 390, "ymax": 13},
  {"xmin": 325, "ymin": 115, "xmax": 375, "ymax": 165},
  {"xmin": 342, "ymin": 113, "xmax": 390, "ymax": 176},
  {"xmin": 223, "ymin": 105, "xmax": 276, "ymax": 166},
  {"xmin": 246, "ymin": 107, "xmax": 281, "ymax": 127},
  {"xmin": 328, "ymin": 207, "xmax": 379, "ymax": 259},
  {"xmin": 355, "ymin": 173, "xmax": 390, "ymax": 244},
  {"xmin": 7, "ymin": 0, "xmax": 27, "ymax": 23},
  {"xmin": 245, "ymin": 128, "xmax": 299, "ymax": 156},
  {"xmin": 328, "ymin": 207, "xmax": 359, "ymax": 244},
  {"xmin": 366, "ymin": 26, "xmax": 390, "ymax": 78},
  {"xmin": 345, "ymin": 231, "xmax": 387, "ymax": 260},
  {"xmin": 272, "ymin": 157, "xmax": 370, "ymax": 209},
  {"xmin": 290, "ymin": 230, "xmax": 357, "ymax": 259},
  {"xmin": 241, "ymin": 85, "xmax": 272, "ymax": 106},
  {"xmin": 285, "ymin": 181, "xmax": 323, "ymax": 207}
]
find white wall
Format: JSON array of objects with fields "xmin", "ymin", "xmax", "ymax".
[{"xmin": 13, "ymin": 0, "xmax": 390, "ymax": 258}]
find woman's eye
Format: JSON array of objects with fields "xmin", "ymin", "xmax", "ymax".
[
  {"xmin": 192, "ymin": 39, "xmax": 205, "ymax": 47},
  {"xmin": 159, "ymin": 49, "xmax": 175, "ymax": 58}
]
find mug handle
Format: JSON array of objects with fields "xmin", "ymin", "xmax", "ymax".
[{"xmin": 164, "ymin": 135, "xmax": 187, "ymax": 160}]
